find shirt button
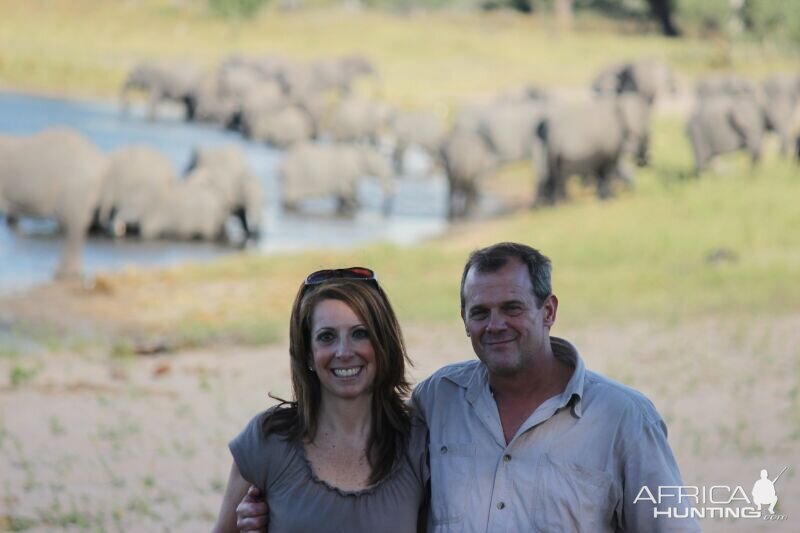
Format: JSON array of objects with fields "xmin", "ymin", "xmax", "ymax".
[
  {"xmin": 440, "ymin": 446, "xmax": 448, "ymax": 454},
  {"xmin": 497, "ymin": 502, "xmax": 506, "ymax": 510},
  {"xmin": 503, "ymin": 454, "xmax": 511, "ymax": 462}
]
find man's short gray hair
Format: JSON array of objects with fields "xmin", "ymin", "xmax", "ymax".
[{"xmin": 460, "ymin": 242, "xmax": 552, "ymax": 311}]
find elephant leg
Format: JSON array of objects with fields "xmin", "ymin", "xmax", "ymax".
[
  {"xmin": 336, "ymin": 195, "xmax": 357, "ymax": 217},
  {"xmin": 55, "ymin": 221, "xmax": 86, "ymax": 280},
  {"xmin": 747, "ymin": 142, "xmax": 761, "ymax": 167},
  {"xmin": 616, "ymin": 161, "xmax": 635, "ymax": 189},
  {"xmin": 447, "ymin": 183, "xmax": 465, "ymax": 220},
  {"xmin": 392, "ymin": 144, "xmax": 405, "ymax": 176},
  {"xmin": 146, "ymin": 90, "xmax": 161, "ymax": 121},
  {"xmin": 595, "ymin": 165, "xmax": 613, "ymax": 200},
  {"xmin": 463, "ymin": 182, "xmax": 478, "ymax": 217},
  {"xmin": 533, "ymin": 171, "xmax": 556, "ymax": 207}
]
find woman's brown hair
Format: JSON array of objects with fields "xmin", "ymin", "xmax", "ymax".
[{"xmin": 263, "ymin": 277, "xmax": 412, "ymax": 485}]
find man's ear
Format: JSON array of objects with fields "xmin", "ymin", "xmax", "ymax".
[
  {"xmin": 543, "ymin": 294, "xmax": 558, "ymax": 328},
  {"xmin": 461, "ymin": 308, "xmax": 469, "ymax": 337}
]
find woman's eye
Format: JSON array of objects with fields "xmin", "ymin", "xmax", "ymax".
[
  {"xmin": 316, "ymin": 331, "xmax": 334, "ymax": 343},
  {"xmin": 352, "ymin": 328, "xmax": 370, "ymax": 340}
]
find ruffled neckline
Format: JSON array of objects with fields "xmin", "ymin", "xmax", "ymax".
[{"xmin": 295, "ymin": 440, "xmax": 404, "ymax": 497}]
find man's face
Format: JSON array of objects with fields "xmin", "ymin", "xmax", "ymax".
[{"xmin": 461, "ymin": 257, "xmax": 557, "ymax": 376}]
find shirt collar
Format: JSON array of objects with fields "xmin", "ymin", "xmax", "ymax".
[{"xmin": 452, "ymin": 336, "xmax": 587, "ymax": 417}]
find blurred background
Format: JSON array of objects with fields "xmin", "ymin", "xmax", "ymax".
[{"xmin": 1, "ymin": 0, "xmax": 799, "ymax": 531}]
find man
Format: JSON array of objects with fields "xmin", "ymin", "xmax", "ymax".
[{"xmin": 237, "ymin": 242, "xmax": 698, "ymax": 532}]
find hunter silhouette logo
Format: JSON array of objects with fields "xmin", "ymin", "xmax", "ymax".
[
  {"xmin": 752, "ymin": 467, "xmax": 787, "ymax": 516},
  {"xmin": 633, "ymin": 466, "xmax": 790, "ymax": 521}
]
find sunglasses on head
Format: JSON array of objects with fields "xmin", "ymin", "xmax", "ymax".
[{"xmin": 304, "ymin": 267, "xmax": 377, "ymax": 286}]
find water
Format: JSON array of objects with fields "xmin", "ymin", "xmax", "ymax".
[{"xmin": 0, "ymin": 91, "xmax": 448, "ymax": 294}]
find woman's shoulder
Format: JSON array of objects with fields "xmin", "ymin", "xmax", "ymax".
[{"xmin": 230, "ymin": 406, "xmax": 301, "ymax": 490}]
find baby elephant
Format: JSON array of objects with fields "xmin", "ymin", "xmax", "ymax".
[{"xmin": 279, "ymin": 142, "xmax": 393, "ymax": 216}]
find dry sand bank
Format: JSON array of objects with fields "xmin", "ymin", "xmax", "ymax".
[{"xmin": 2, "ymin": 315, "xmax": 798, "ymax": 531}]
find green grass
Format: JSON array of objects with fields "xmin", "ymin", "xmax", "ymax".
[{"xmin": 1, "ymin": 1, "xmax": 799, "ymax": 107}]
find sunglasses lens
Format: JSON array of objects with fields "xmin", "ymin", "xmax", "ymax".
[{"xmin": 304, "ymin": 267, "xmax": 376, "ymax": 285}]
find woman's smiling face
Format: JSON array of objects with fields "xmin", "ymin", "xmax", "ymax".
[{"xmin": 310, "ymin": 298, "xmax": 377, "ymax": 402}]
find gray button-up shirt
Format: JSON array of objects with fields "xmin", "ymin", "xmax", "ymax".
[{"xmin": 411, "ymin": 337, "xmax": 699, "ymax": 533}]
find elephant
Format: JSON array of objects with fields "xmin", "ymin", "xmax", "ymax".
[
  {"xmin": 695, "ymin": 74, "xmax": 757, "ymax": 101},
  {"xmin": 277, "ymin": 62, "xmax": 321, "ymax": 101},
  {"xmin": 686, "ymin": 95, "xmax": 766, "ymax": 175},
  {"xmin": 0, "ymin": 127, "xmax": 108, "ymax": 279},
  {"xmin": 389, "ymin": 110, "xmax": 446, "ymax": 175},
  {"xmin": 96, "ymin": 145, "xmax": 179, "ymax": 238},
  {"xmin": 120, "ymin": 61, "xmax": 203, "ymax": 121},
  {"xmin": 439, "ymin": 131, "xmax": 498, "ymax": 220},
  {"xmin": 279, "ymin": 142, "xmax": 394, "ymax": 217},
  {"xmin": 477, "ymin": 102, "xmax": 546, "ymax": 164},
  {"xmin": 762, "ymin": 74, "xmax": 800, "ymax": 157},
  {"xmin": 495, "ymin": 83, "xmax": 550, "ymax": 105},
  {"xmin": 238, "ymin": 80, "xmax": 287, "ymax": 136},
  {"xmin": 327, "ymin": 97, "xmax": 394, "ymax": 145},
  {"xmin": 452, "ymin": 101, "xmax": 547, "ymax": 163},
  {"xmin": 532, "ymin": 93, "xmax": 652, "ymax": 205},
  {"xmin": 191, "ymin": 73, "xmax": 240, "ymax": 127},
  {"xmin": 218, "ymin": 54, "xmax": 289, "ymax": 82},
  {"xmin": 184, "ymin": 145, "xmax": 264, "ymax": 243},
  {"xmin": 139, "ymin": 179, "xmax": 229, "ymax": 242},
  {"xmin": 312, "ymin": 55, "xmax": 377, "ymax": 96},
  {"xmin": 592, "ymin": 59, "xmax": 675, "ymax": 105},
  {"xmin": 246, "ymin": 106, "xmax": 315, "ymax": 148}
]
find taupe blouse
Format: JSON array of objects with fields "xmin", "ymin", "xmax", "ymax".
[{"xmin": 230, "ymin": 409, "xmax": 429, "ymax": 533}]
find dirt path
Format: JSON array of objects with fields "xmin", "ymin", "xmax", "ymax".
[{"xmin": 2, "ymin": 315, "xmax": 798, "ymax": 531}]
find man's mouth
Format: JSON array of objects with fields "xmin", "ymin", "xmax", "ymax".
[
  {"xmin": 332, "ymin": 366, "xmax": 363, "ymax": 378},
  {"xmin": 484, "ymin": 338, "xmax": 515, "ymax": 346}
]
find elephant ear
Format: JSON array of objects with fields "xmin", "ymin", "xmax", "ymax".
[
  {"xmin": 616, "ymin": 95, "xmax": 649, "ymax": 141},
  {"xmin": 727, "ymin": 98, "xmax": 762, "ymax": 144}
]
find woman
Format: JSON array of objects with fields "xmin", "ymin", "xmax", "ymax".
[{"xmin": 213, "ymin": 267, "xmax": 429, "ymax": 532}]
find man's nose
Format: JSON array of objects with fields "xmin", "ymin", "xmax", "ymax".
[{"xmin": 485, "ymin": 310, "xmax": 507, "ymax": 332}]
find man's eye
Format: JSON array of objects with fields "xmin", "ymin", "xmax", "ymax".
[
  {"xmin": 470, "ymin": 310, "xmax": 488, "ymax": 320},
  {"xmin": 505, "ymin": 306, "xmax": 524, "ymax": 316}
]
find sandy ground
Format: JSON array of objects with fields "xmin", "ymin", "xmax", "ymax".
[{"xmin": 1, "ymin": 314, "xmax": 798, "ymax": 532}]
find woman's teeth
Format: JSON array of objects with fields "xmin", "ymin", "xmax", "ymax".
[{"xmin": 332, "ymin": 367, "xmax": 362, "ymax": 377}]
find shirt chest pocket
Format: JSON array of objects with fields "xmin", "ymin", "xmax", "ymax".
[
  {"xmin": 531, "ymin": 454, "xmax": 615, "ymax": 532},
  {"xmin": 429, "ymin": 441, "xmax": 476, "ymax": 528}
]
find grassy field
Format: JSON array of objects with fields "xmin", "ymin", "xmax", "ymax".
[
  {"xmin": 1, "ymin": 0, "xmax": 799, "ymax": 107},
  {"xmin": 0, "ymin": 1, "xmax": 799, "ymax": 351}
]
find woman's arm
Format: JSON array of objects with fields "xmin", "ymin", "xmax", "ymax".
[{"xmin": 212, "ymin": 461, "xmax": 253, "ymax": 533}]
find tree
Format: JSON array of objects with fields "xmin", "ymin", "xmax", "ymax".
[{"xmin": 646, "ymin": 0, "xmax": 680, "ymax": 36}]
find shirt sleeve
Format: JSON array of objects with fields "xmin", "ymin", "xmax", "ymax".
[
  {"xmin": 408, "ymin": 414, "xmax": 431, "ymax": 486},
  {"xmin": 229, "ymin": 412, "xmax": 271, "ymax": 491},
  {"xmin": 618, "ymin": 415, "xmax": 700, "ymax": 532}
]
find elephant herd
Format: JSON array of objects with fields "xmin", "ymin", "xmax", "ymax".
[
  {"xmin": 687, "ymin": 73, "xmax": 800, "ymax": 174},
  {"xmin": 4, "ymin": 53, "xmax": 799, "ymax": 281},
  {"xmin": 0, "ymin": 128, "xmax": 263, "ymax": 279}
]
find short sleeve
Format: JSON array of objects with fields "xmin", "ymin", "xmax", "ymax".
[
  {"xmin": 229, "ymin": 412, "xmax": 271, "ymax": 490},
  {"xmin": 407, "ymin": 414, "xmax": 430, "ymax": 486},
  {"xmin": 618, "ymin": 415, "xmax": 700, "ymax": 532}
]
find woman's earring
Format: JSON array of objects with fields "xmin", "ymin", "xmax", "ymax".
[{"xmin": 308, "ymin": 365, "xmax": 315, "ymax": 372}]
